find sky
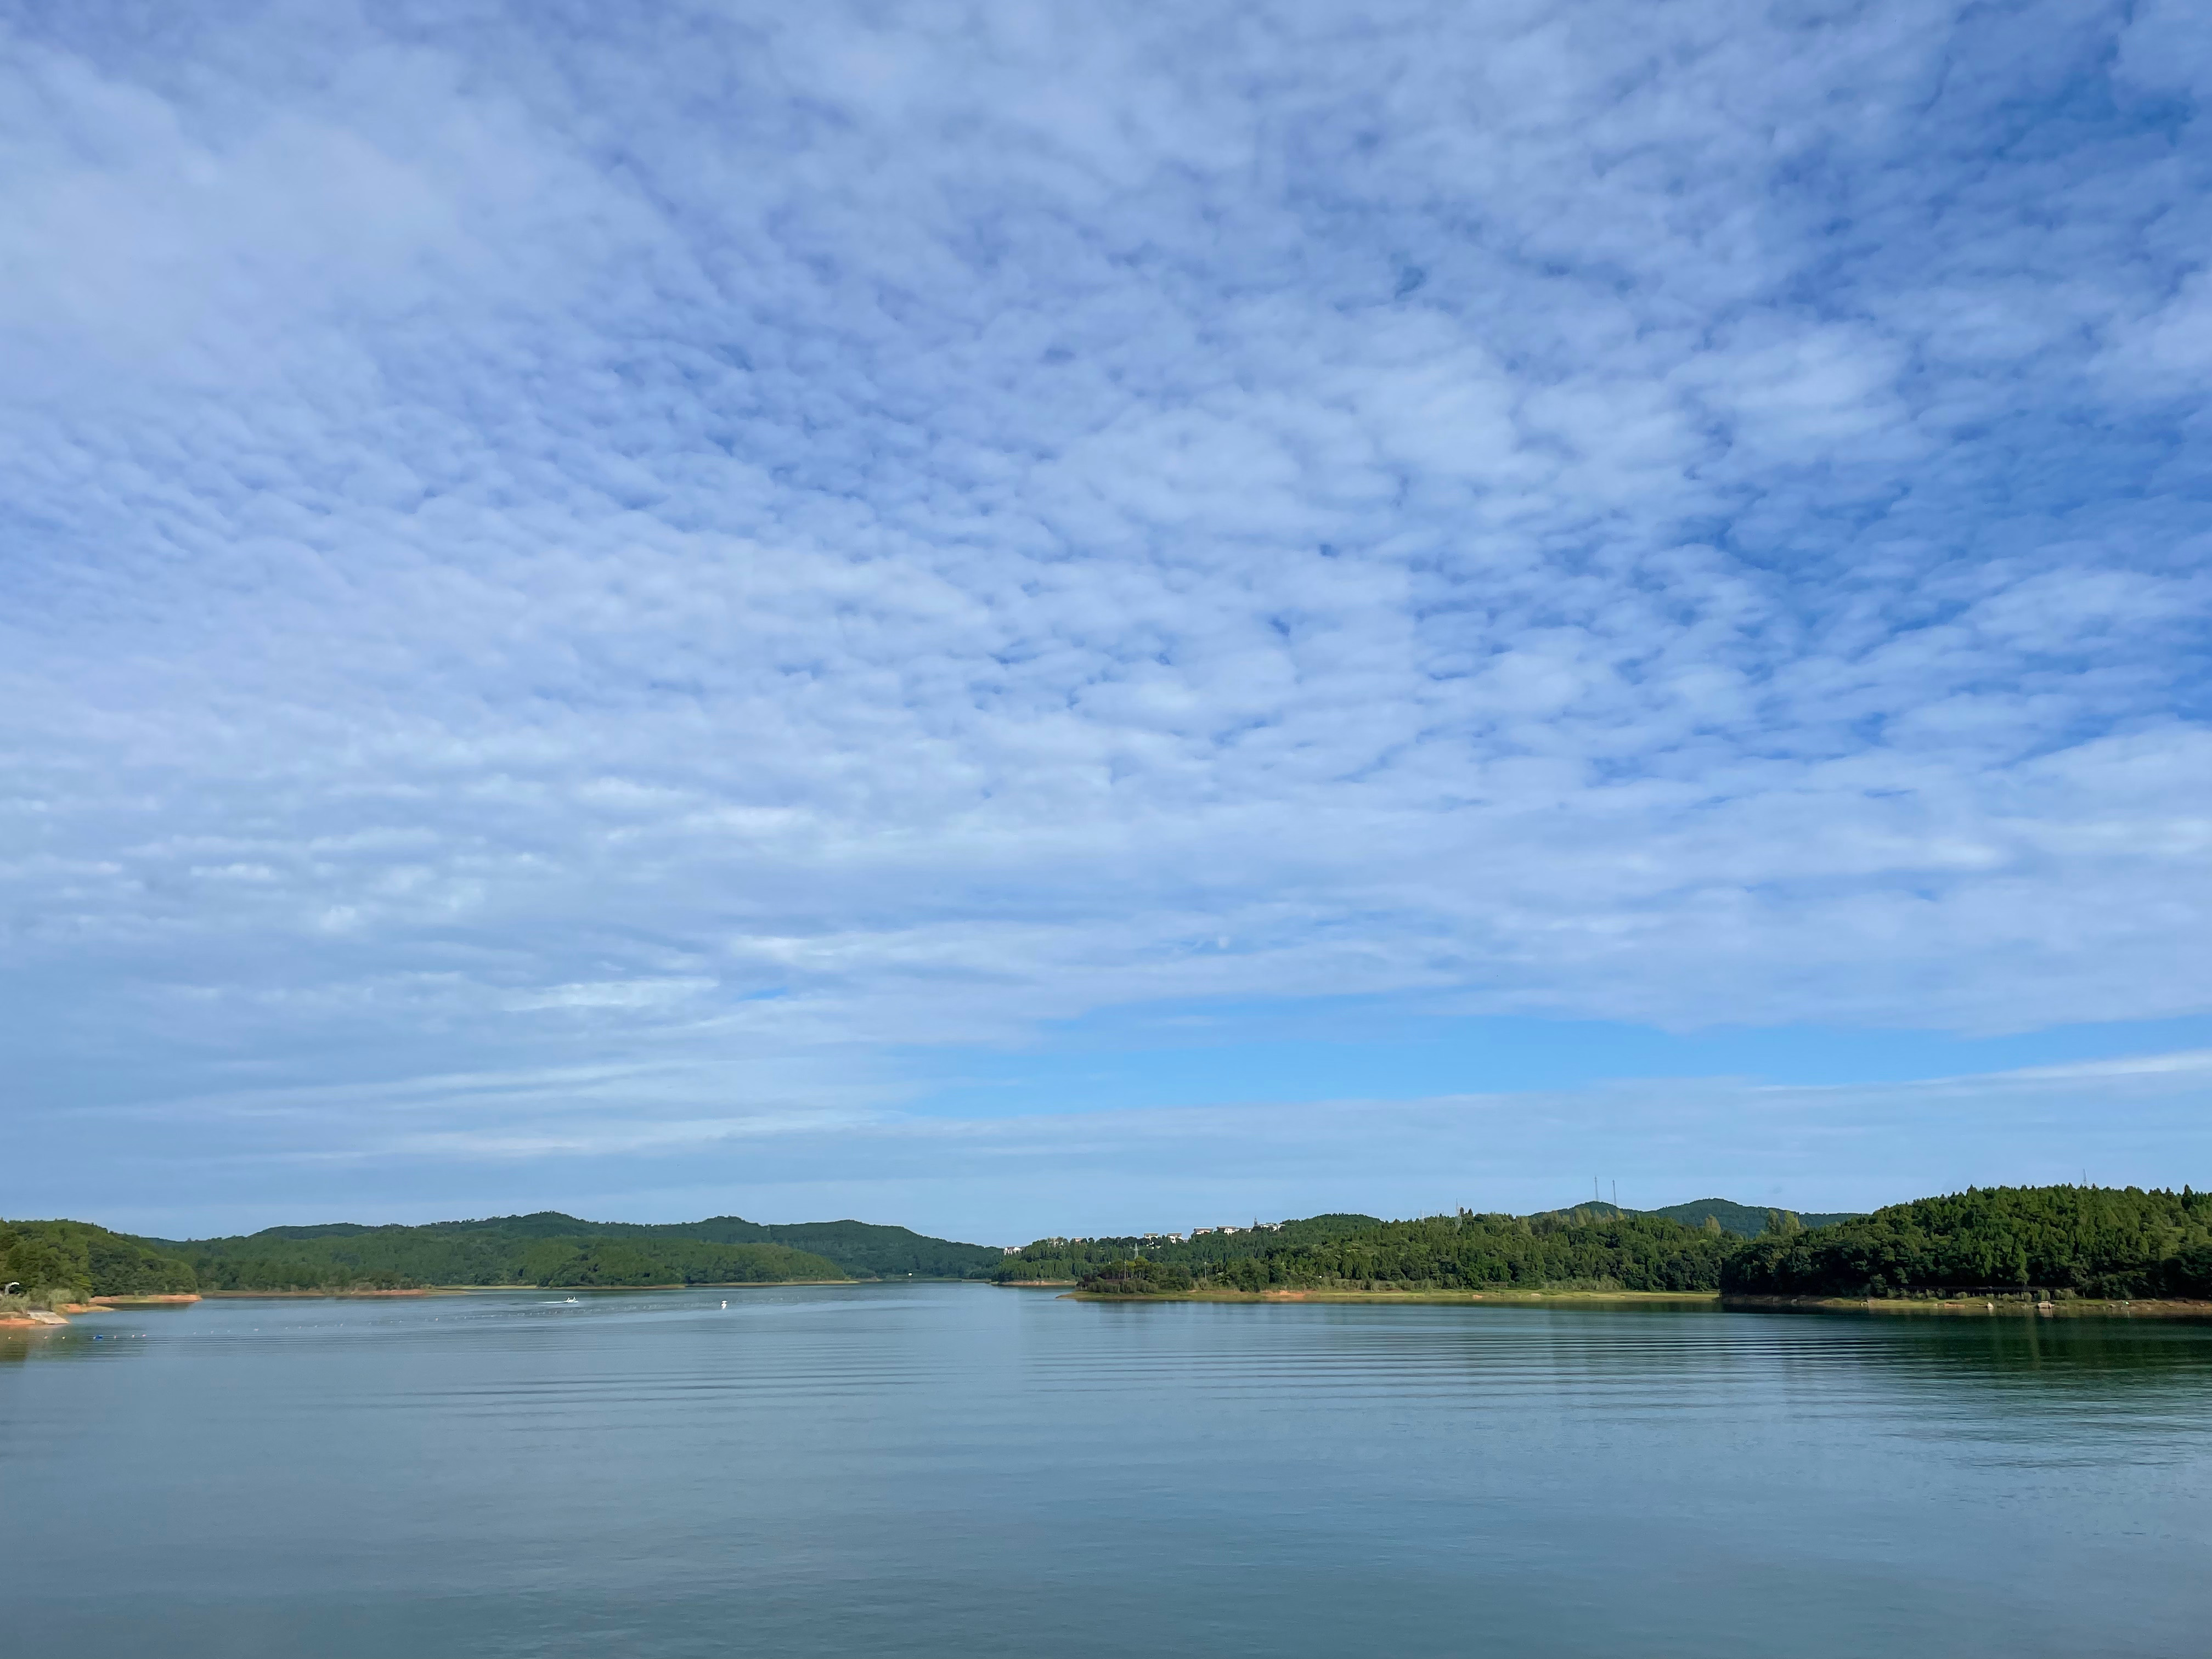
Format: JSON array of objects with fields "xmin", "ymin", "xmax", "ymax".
[{"xmin": 2, "ymin": 0, "xmax": 2206, "ymax": 1244}]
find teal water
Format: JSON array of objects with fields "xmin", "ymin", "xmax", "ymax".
[{"xmin": 2, "ymin": 1286, "xmax": 2206, "ymax": 1656}]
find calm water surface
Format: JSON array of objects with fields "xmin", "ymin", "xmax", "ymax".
[{"xmin": 3, "ymin": 1285, "xmax": 2207, "ymax": 1656}]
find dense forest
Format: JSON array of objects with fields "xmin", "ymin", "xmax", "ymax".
[
  {"xmin": 1183, "ymin": 1210, "xmax": 1733, "ymax": 1293},
  {"xmin": 1078, "ymin": 1260, "xmax": 1197, "ymax": 1295},
  {"xmin": 996, "ymin": 1214, "xmax": 1386, "ymax": 1282},
  {"xmin": 0, "ymin": 1219, "xmax": 199, "ymax": 1307},
  {"xmin": 1633, "ymin": 1198, "xmax": 1861, "ymax": 1237},
  {"xmin": 138, "ymin": 1212, "xmax": 993, "ymax": 1291},
  {"xmin": 500, "ymin": 1238, "xmax": 843, "ymax": 1289},
  {"xmin": 1722, "ymin": 1186, "xmax": 2212, "ymax": 1299},
  {"xmin": 1515, "ymin": 1198, "xmax": 1862, "ymax": 1236},
  {"xmin": 1046, "ymin": 1188, "xmax": 2212, "ymax": 1300},
  {"xmin": 13, "ymin": 1187, "xmax": 2206, "ymax": 1305},
  {"xmin": 1064, "ymin": 1210, "xmax": 1732, "ymax": 1296},
  {"xmin": 1008, "ymin": 1207, "xmax": 1740, "ymax": 1289},
  {"xmin": 996, "ymin": 1201, "xmax": 1861, "ymax": 1285}
]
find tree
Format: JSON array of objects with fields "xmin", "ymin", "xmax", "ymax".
[{"xmin": 1077, "ymin": 1260, "xmax": 1194, "ymax": 1295}]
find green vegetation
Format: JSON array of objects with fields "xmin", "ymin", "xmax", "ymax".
[
  {"xmin": 1004, "ymin": 1208, "xmax": 1729, "ymax": 1293},
  {"xmin": 1637, "ymin": 1198, "xmax": 1862, "ymax": 1237},
  {"xmin": 995, "ymin": 1214, "xmax": 1384, "ymax": 1282},
  {"xmin": 1722, "ymin": 1186, "xmax": 2212, "ymax": 1299},
  {"xmin": 1019, "ymin": 1188, "xmax": 2210, "ymax": 1301},
  {"xmin": 135, "ymin": 1211, "xmax": 991, "ymax": 1291},
  {"xmin": 0, "ymin": 1219, "xmax": 199, "ymax": 1308},
  {"xmin": 1200, "ymin": 1209, "xmax": 1733, "ymax": 1293},
  {"xmin": 14, "ymin": 1187, "xmax": 2205, "ymax": 1307},
  {"xmin": 1077, "ymin": 1260, "xmax": 1194, "ymax": 1295},
  {"xmin": 1516, "ymin": 1198, "xmax": 1858, "ymax": 1236},
  {"xmin": 1036, "ymin": 1209, "xmax": 1733, "ymax": 1293},
  {"xmin": 507, "ymin": 1239, "xmax": 842, "ymax": 1288}
]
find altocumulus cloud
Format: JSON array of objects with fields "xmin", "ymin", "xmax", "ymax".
[{"xmin": 0, "ymin": 1, "xmax": 2204, "ymax": 1234}]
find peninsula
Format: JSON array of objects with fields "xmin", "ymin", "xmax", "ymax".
[{"xmin": 1030, "ymin": 1186, "xmax": 2212, "ymax": 1307}]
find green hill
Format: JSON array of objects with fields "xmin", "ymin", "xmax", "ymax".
[
  {"xmin": 1003, "ymin": 1207, "xmax": 1739, "ymax": 1293},
  {"xmin": 1, "ymin": 1218, "xmax": 198, "ymax": 1303},
  {"xmin": 21, "ymin": 1187, "xmax": 2203, "ymax": 1305},
  {"xmin": 1640, "ymin": 1198, "xmax": 1864, "ymax": 1237},
  {"xmin": 1525, "ymin": 1199, "xmax": 1860, "ymax": 1238},
  {"xmin": 1722, "ymin": 1186, "xmax": 2212, "ymax": 1299},
  {"xmin": 1198, "ymin": 1209, "xmax": 1735, "ymax": 1293},
  {"xmin": 996, "ymin": 1203, "xmax": 1855, "ymax": 1287},
  {"xmin": 139, "ymin": 1212, "xmax": 998, "ymax": 1291},
  {"xmin": 994, "ymin": 1213, "xmax": 1384, "ymax": 1283},
  {"xmin": 1028, "ymin": 1188, "xmax": 2210, "ymax": 1300}
]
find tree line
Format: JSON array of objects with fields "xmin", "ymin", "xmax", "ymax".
[
  {"xmin": 995, "ymin": 1214, "xmax": 1387, "ymax": 1283},
  {"xmin": 13, "ymin": 1187, "xmax": 2208, "ymax": 1306},
  {"xmin": 1720, "ymin": 1186, "xmax": 2212, "ymax": 1299},
  {"xmin": 4, "ymin": 1211, "xmax": 1000, "ymax": 1295},
  {"xmin": 1050, "ymin": 1188, "xmax": 2212, "ymax": 1300},
  {"xmin": 145, "ymin": 1215, "xmax": 917, "ymax": 1290},
  {"xmin": 1, "ymin": 1220, "xmax": 199, "ymax": 1308},
  {"xmin": 1070, "ymin": 1209, "xmax": 1733, "ymax": 1294}
]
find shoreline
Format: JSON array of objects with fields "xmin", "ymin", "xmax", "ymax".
[
  {"xmin": 7, "ymin": 1280, "xmax": 865, "ymax": 1323},
  {"xmin": 91, "ymin": 1293, "xmax": 202, "ymax": 1306},
  {"xmin": 1720, "ymin": 1293, "xmax": 2212, "ymax": 1317},
  {"xmin": 200, "ymin": 1277, "xmax": 861, "ymax": 1299},
  {"xmin": 1060, "ymin": 1286, "xmax": 2212, "ymax": 1316},
  {"xmin": 1068, "ymin": 1287, "xmax": 1721, "ymax": 1305}
]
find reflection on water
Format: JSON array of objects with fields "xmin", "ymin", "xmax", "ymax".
[{"xmin": 3, "ymin": 1288, "xmax": 2207, "ymax": 1657}]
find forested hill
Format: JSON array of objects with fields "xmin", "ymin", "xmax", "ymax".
[
  {"xmin": 1639, "ymin": 1198, "xmax": 1863, "ymax": 1235},
  {"xmin": 1523, "ymin": 1198, "xmax": 1863, "ymax": 1237},
  {"xmin": 1029, "ymin": 1210, "xmax": 1733, "ymax": 1294},
  {"xmin": 2, "ymin": 1219, "xmax": 198, "ymax": 1305},
  {"xmin": 1011, "ymin": 1188, "xmax": 2210, "ymax": 1300},
  {"xmin": 1722, "ymin": 1186, "xmax": 2212, "ymax": 1299},
  {"xmin": 20, "ymin": 1187, "xmax": 2207, "ymax": 1302},
  {"xmin": 995, "ymin": 1213, "xmax": 1384, "ymax": 1283},
  {"xmin": 139, "ymin": 1213, "xmax": 1000, "ymax": 1291},
  {"xmin": 995, "ymin": 1199, "xmax": 1856, "ymax": 1284}
]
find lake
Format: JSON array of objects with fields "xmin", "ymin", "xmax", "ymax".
[{"xmin": 3, "ymin": 1285, "xmax": 2206, "ymax": 1656}]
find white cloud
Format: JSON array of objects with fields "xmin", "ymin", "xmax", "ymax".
[
  {"xmin": 0, "ymin": 2, "xmax": 2203, "ymax": 1219},
  {"xmin": 2113, "ymin": 0, "xmax": 2212, "ymax": 101}
]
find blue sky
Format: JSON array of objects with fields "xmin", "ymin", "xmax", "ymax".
[{"xmin": 2, "ymin": 1, "xmax": 2205, "ymax": 1243}]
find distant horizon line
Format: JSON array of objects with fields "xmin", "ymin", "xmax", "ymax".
[{"xmin": 26, "ymin": 1183, "xmax": 2201, "ymax": 1248}]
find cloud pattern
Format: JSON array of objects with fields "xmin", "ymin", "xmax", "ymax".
[{"xmin": 1, "ymin": 2, "xmax": 2204, "ymax": 1227}]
